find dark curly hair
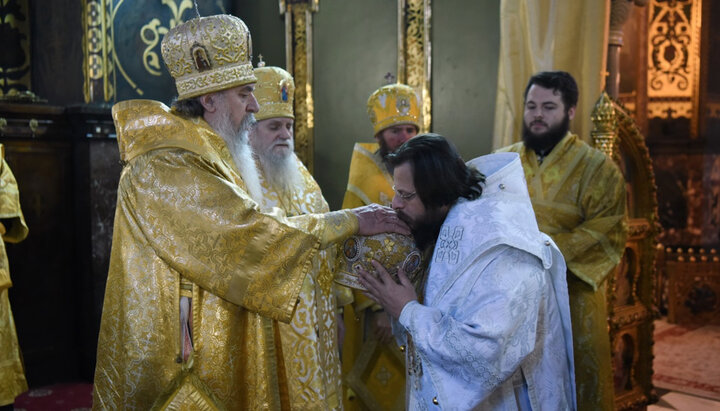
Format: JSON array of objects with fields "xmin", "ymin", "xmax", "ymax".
[
  {"xmin": 523, "ymin": 71, "xmax": 579, "ymax": 112},
  {"xmin": 386, "ymin": 133, "xmax": 485, "ymax": 210}
]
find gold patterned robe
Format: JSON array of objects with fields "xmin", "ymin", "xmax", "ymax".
[
  {"xmin": 0, "ymin": 145, "xmax": 29, "ymax": 406},
  {"xmin": 341, "ymin": 142, "xmax": 405, "ymax": 410},
  {"xmin": 499, "ymin": 133, "xmax": 627, "ymax": 411},
  {"xmin": 93, "ymin": 100, "xmax": 358, "ymax": 410},
  {"xmin": 256, "ymin": 155, "xmax": 344, "ymax": 410}
]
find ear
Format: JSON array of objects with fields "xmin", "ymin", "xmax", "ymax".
[
  {"xmin": 198, "ymin": 93, "xmax": 217, "ymax": 113},
  {"xmin": 567, "ymin": 105, "xmax": 576, "ymax": 121}
]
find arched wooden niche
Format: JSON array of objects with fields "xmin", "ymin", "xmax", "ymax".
[{"xmin": 592, "ymin": 92, "xmax": 659, "ymax": 410}]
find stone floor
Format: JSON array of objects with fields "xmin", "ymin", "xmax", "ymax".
[
  {"xmin": 648, "ymin": 389, "xmax": 720, "ymax": 411},
  {"xmin": 649, "ymin": 318, "xmax": 720, "ymax": 410}
]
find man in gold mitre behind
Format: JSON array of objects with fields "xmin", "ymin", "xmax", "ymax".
[
  {"xmin": 340, "ymin": 82, "xmax": 421, "ymax": 409},
  {"xmin": 0, "ymin": 145, "xmax": 29, "ymax": 410},
  {"xmin": 497, "ymin": 71, "xmax": 627, "ymax": 411},
  {"xmin": 92, "ymin": 14, "xmax": 408, "ymax": 410},
  {"xmin": 249, "ymin": 61, "xmax": 347, "ymax": 409}
]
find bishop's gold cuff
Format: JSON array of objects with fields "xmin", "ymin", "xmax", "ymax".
[{"xmin": 318, "ymin": 210, "xmax": 358, "ymax": 249}]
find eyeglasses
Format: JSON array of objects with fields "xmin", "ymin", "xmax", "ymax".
[{"xmin": 392, "ymin": 185, "xmax": 417, "ymax": 202}]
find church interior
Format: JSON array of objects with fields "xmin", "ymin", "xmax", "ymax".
[{"xmin": 0, "ymin": 0, "xmax": 719, "ymax": 409}]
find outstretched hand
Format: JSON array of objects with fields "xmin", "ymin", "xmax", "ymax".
[
  {"xmin": 358, "ymin": 260, "xmax": 418, "ymax": 319},
  {"xmin": 352, "ymin": 204, "xmax": 411, "ymax": 236}
]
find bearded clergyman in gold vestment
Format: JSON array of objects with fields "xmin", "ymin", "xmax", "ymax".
[
  {"xmin": 341, "ymin": 83, "xmax": 420, "ymax": 409},
  {"xmin": 499, "ymin": 71, "xmax": 627, "ymax": 411},
  {"xmin": 250, "ymin": 63, "xmax": 345, "ymax": 409},
  {"xmin": 92, "ymin": 15, "xmax": 408, "ymax": 410},
  {"xmin": 0, "ymin": 144, "xmax": 29, "ymax": 408}
]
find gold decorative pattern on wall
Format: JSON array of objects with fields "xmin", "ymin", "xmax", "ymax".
[
  {"xmin": 647, "ymin": 0, "xmax": 702, "ymax": 134},
  {"xmin": 280, "ymin": 0, "xmax": 318, "ymax": 173},
  {"xmin": 140, "ymin": 0, "xmax": 194, "ymax": 76},
  {"xmin": 397, "ymin": 0, "xmax": 431, "ymax": 132},
  {"xmin": 0, "ymin": 0, "xmax": 32, "ymax": 99}
]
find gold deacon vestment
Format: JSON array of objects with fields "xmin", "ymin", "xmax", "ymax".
[
  {"xmin": 257, "ymin": 156, "xmax": 344, "ymax": 410},
  {"xmin": 499, "ymin": 132, "xmax": 627, "ymax": 411},
  {"xmin": 93, "ymin": 100, "xmax": 358, "ymax": 410},
  {"xmin": 342, "ymin": 143, "xmax": 393, "ymax": 210},
  {"xmin": 0, "ymin": 145, "xmax": 29, "ymax": 406},
  {"xmin": 341, "ymin": 142, "xmax": 405, "ymax": 410}
]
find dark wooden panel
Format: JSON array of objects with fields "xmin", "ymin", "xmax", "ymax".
[
  {"xmin": 67, "ymin": 105, "xmax": 120, "ymax": 380},
  {"xmin": 3, "ymin": 138, "xmax": 80, "ymax": 386},
  {"xmin": 0, "ymin": 102, "xmax": 119, "ymax": 385},
  {"xmin": 30, "ymin": 0, "xmax": 84, "ymax": 105}
]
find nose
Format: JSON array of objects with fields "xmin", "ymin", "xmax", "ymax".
[
  {"xmin": 279, "ymin": 126, "xmax": 292, "ymax": 140},
  {"xmin": 247, "ymin": 93, "xmax": 260, "ymax": 113},
  {"xmin": 391, "ymin": 194, "xmax": 403, "ymax": 210}
]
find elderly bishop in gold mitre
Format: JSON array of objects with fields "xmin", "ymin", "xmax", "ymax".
[
  {"xmin": 250, "ymin": 62, "xmax": 348, "ymax": 409},
  {"xmin": 92, "ymin": 14, "xmax": 407, "ymax": 410}
]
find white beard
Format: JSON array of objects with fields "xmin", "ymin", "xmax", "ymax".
[
  {"xmin": 211, "ymin": 111, "xmax": 264, "ymax": 204},
  {"xmin": 257, "ymin": 147, "xmax": 304, "ymax": 198}
]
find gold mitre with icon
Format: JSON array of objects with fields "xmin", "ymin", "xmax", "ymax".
[
  {"xmin": 335, "ymin": 233, "xmax": 424, "ymax": 291},
  {"xmin": 367, "ymin": 83, "xmax": 421, "ymax": 135},
  {"xmin": 254, "ymin": 60, "xmax": 295, "ymax": 121},
  {"xmin": 161, "ymin": 14, "xmax": 256, "ymax": 100}
]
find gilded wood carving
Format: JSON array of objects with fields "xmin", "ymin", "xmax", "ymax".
[{"xmin": 592, "ymin": 93, "xmax": 660, "ymax": 410}]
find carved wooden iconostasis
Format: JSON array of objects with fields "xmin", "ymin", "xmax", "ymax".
[
  {"xmin": 592, "ymin": 91, "xmax": 659, "ymax": 410},
  {"xmin": 605, "ymin": 0, "xmax": 720, "ymax": 408},
  {"xmin": 615, "ymin": 0, "xmax": 720, "ymax": 328}
]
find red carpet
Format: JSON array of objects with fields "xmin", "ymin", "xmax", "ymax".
[
  {"xmin": 13, "ymin": 383, "xmax": 92, "ymax": 411},
  {"xmin": 653, "ymin": 319, "xmax": 720, "ymax": 401}
]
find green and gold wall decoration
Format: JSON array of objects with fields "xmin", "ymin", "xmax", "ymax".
[{"xmin": 83, "ymin": 0, "xmax": 229, "ymax": 104}]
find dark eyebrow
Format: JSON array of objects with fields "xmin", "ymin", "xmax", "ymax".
[{"xmin": 241, "ymin": 85, "xmax": 255, "ymax": 93}]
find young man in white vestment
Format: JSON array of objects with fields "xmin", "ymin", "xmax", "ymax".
[{"xmin": 358, "ymin": 134, "xmax": 576, "ymax": 410}]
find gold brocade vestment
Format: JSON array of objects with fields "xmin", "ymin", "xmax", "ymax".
[
  {"xmin": 93, "ymin": 100, "xmax": 358, "ymax": 410},
  {"xmin": 499, "ymin": 133, "xmax": 627, "ymax": 411},
  {"xmin": 257, "ymin": 156, "xmax": 344, "ymax": 409},
  {"xmin": 0, "ymin": 146, "xmax": 29, "ymax": 406},
  {"xmin": 341, "ymin": 142, "xmax": 405, "ymax": 410}
]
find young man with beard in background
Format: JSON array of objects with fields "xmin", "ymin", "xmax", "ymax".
[{"xmin": 498, "ymin": 71, "xmax": 627, "ymax": 411}]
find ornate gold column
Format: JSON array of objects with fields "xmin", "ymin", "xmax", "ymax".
[
  {"xmin": 82, "ymin": 0, "xmax": 115, "ymax": 103},
  {"xmin": 397, "ymin": 0, "xmax": 432, "ymax": 132},
  {"xmin": 280, "ymin": 0, "xmax": 318, "ymax": 172}
]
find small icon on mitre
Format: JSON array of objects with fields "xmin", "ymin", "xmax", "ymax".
[{"xmin": 191, "ymin": 44, "xmax": 212, "ymax": 72}]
